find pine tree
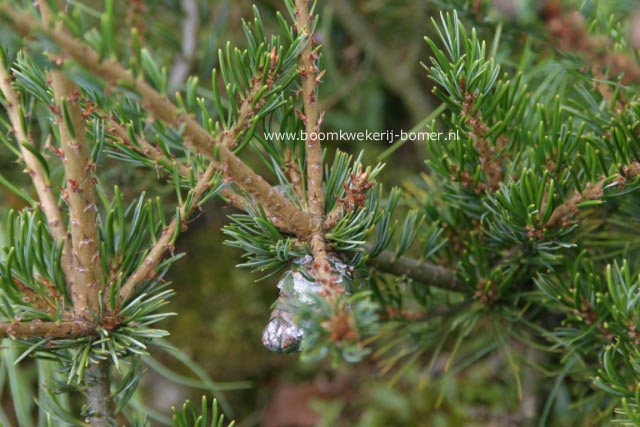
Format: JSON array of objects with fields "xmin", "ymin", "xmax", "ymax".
[{"xmin": 0, "ymin": 0, "xmax": 639, "ymax": 426}]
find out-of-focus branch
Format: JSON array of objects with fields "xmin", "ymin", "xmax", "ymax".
[
  {"xmin": 540, "ymin": 2, "xmax": 640, "ymax": 106},
  {"xmin": 366, "ymin": 246, "xmax": 464, "ymax": 292},
  {"xmin": 329, "ymin": 0, "xmax": 432, "ymax": 123},
  {"xmin": 168, "ymin": 0, "xmax": 199, "ymax": 93},
  {"xmin": 541, "ymin": 3, "xmax": 640, "ymax": 84}
]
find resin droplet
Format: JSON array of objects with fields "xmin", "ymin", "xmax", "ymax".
[{"xmin": 261, "ymin": 257, "xmax": 350, "ymax": 353}]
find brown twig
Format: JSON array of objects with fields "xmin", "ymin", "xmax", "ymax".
[
  {"xmin": 0, "ymin": 56, "xmax": 74, "ymax": 285},
  {"xmin": 323, "ymin": 207, "xmax": 342, "ymax": 231},
  {"xmin": 0, "ymin": 5, "xmax": 315, "ymax": 238},
  {"xmin": 106, "ymin": 118, "xmax": 191, "ymax": 176},
  {"xmin": 295, "ymin": 0, "xmax": 324, "ymax": 219},
  {"xmin": 294, "ymin": 0, "xmax": 338, "ymax": 292},
  {"xmin": 39, "ymin": 2, "xmax": 103, "ymax": 319},
  {"xmin": 39, "ymin": 1, "xmax": 102, "ymax": 319},
  {"xmin": 544, "ymin": 178, "xmax": 605, "ymax": 229},
  {"xmin": 217, "ymin": 48, "xmax": 280, "ymax": 150},
  {"xmin": 323, "ymin": 166, "xmax": 373, "ymax": 230},
  {"xmin": 38, "ymin": 9, "xmax": 115, "ymax": 421}
]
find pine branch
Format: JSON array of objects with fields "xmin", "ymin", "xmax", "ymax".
[
  {"xmin": 38, "ymin": 5, "xmax": 102, "ymax": 319},
  {"xmin": 0, "ymin": 56, "xmax": 74, "ymax": 286},
  {"xmin": 294, "ymin": 0, "xmax": 323, "ymax": 219},
  {"xmin": 0, "ymin": 320, "xmax": 92, "ymax": 338},
  {"xmin": 0, "ymin": 4, "xmax": 315, "ymax": 238},
  {"xmin": 324, "ymin": 166, "xmax": 373, "ymax": 230},
  {"xmin": 106, "ymin": 118, "xmax": 191, "ymax": 176},
  {"xmin": 366, "ymin": 246, "xmax": 463, "ymax": 292},
  {"xmin": 118, "ymin": 162, "xmax": 218, "ymax": 302},
  {"xmin": 37, "ymin": 7, "xmax": 114, "ymax": 424},
  {"xmin": 294, "ymin": 0, "xmax": 337, "ymax": 292},
  {"xmin": 50, "ymin": 74, "xmax": 103, "ymax": 318},
  {"xmin": 217, "ymin": 50, "xmax": 280, "ymax": 152}
]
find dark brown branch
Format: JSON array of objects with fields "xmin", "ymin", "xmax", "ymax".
[{"xmin": 366, "ymin": 247, "xmax": 463, "ymax": 292}]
